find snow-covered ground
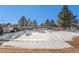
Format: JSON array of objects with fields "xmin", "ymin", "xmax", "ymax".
[
  {"xmin": 1, "ymin": 30, "xmax": 79, "ymax": 49},
  {"xmin": 0, "ymin": 31, "xmax": 24, "ymax": 40},
  {"xmin": 0, "ymin": 31, "xmax": 24, "ymax": 44}
]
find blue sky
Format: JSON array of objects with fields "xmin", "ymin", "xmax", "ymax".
[{"xmin": 0, "ymin": 5, "xmax": 79, "ymax": 24}]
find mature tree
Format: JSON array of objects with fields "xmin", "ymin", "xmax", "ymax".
[
  {"xmin": 33, "ymin": 20, "xmax": 37, "ymax": 26},
  {"xmin": 44, "ymin": 19, "xmax": 50, "ymax": 28},
  {"xmin": 72, "ymin": 16, "xmax": 78, "ymax": 27},
  {"xmin": 40, "ymin": 23, "xmax": 44, "ymax": 28},
  {"xmin": 50, "ymin": 19, "xmax": 56, "ymax": 27},
  {"xmin": 27, "ymin": 19, "xmax": 31, "ymax": 26},
  {"xmin": 58, "ymin": 5, "xmax": 78, "ymax": 30},
  {"xmin": 29, "ymin": 20, "xmax": 38, "ymax": 29},
  {"xmin": 7, "ymin": 23, "xmax": 11, "ymax": 25},
  {"xmin": 18, "ymin": 16, "xmax": 27, "ymax": 27},
  {"xmin": 32, "ymin": 20, "xmax": 38, "ymax": 29}
]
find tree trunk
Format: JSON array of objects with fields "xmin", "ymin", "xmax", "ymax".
[{"xmin": 68, "ymin": 25, "xmax": 71, "ymax": 31}]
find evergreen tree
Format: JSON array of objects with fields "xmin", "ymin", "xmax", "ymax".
[
  {"xmin": 72, "ymin": 16, "xmax": 78, "ymax": 27},
  {"xmin": 50, "ymin": 19, "xmax": 56, "ymax": 27},
  {"xmin": 30, "ymin": 20, "xmax": 38, "ymax": 29},
  {"xmin": 7, "ymin": 23, "xmax": 11, "ymax": 25},
  {"xmin": 27, "ymin": 19, "xmax": 31, "ymax": 26},
  {"xmin": 18, "ymin": 16, "xmax": 27, "ymax": 27},
  {"xmin": 44, "ymin": 19, "xmax": 50, "ymax": 28},
  {"xmin": 32, "ymin": 20, "xmax": 38, "ymax": 29},
  {"xmin": 33, "ymin": 20, "xmax": 37, "ymax": 26},
  {"xmin": 58, "ymin": 5, "xmax": 77, "ymax": 30},
  {"xmin": 40, "ymin": 23, "xmax": 44, "ymax": 28}
]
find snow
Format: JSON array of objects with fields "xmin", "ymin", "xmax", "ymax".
[
  {"xmin": 50, "ymin": 31, "xmax": 79, "ymax": 41},
  {"xmin": 1, "ymin": 30, "xmax": 79, "ymax": 49},
  {"xmin": 2, "ymin": 40, "xmax": 71, "ymax": 49},
  {"xmin": 0, "ymin": 31, "xmax": 24, "ymax": 40},
  {"xmin": 15, "ymin": 32, "xmax": 51, "ymax": 41},
  {"xmin": 14, "ymin": 31, "xmax": 79, "ymax": 41}
]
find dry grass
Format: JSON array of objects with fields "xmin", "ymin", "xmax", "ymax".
[
  {"xmin": 0, "ymin": 48, "xmax": 79, "ymax": 53},
  {"xmin": 0, "ymin": 47, "xmax": 72, "ymax": 53},
  {"xmin": 0, "ymin": 47, "xmax": 79, "ymax": 53},
  {"xmin": 67, "ymin": 36, "xmax": 79, "ymax": 48},
  {"xmin": 0, "ymin": 36, "xmax": 79, "ymax": 53}
]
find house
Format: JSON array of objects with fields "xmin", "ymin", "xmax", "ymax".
[
  {"xmin": 2, "ymin": 26, "xmax": 14, "ymax": 33},
  {"xmin": 2, "ymin": 24, "xmax": 19, "ymax": 33}
]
